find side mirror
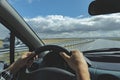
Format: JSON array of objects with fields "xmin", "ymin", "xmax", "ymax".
[{"xmin": 89, "ymin": 0, "xmax": 120, "ymax": 15}]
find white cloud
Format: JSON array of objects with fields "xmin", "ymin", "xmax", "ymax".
[{"xmin": 24, "ymin": 13, "xmax": 120, "ymax": 38}]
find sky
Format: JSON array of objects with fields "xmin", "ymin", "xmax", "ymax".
[
  {"xmin": 1, "ymin": 0, "xmax": 120, "ymax": 39},
  {"xmin": 8, "ymin": 0, "xmax": 92, "ymax": 18}
]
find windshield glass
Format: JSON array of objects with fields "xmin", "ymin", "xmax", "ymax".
[{"xmin": 8, "ymin": 0, "xmax": 120, "ymax": 52}]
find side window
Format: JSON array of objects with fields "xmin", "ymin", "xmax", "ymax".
[
  {"xmin": 0, "ymin": 23, "xmax": 29, "ymax": 64},
  {"xmin": 0, "ymin": 23, "xmax": 10, "ymax": 63}
]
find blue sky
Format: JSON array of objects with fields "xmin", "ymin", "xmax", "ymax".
[
  {"xmin": 8, "ymin": 0, "xmax": 92, "ymax": 18},
  {"xmin": 2, "ymin": 0, "xmax": 119, "ymax": 39}
]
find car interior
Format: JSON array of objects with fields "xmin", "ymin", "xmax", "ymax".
[{"xmin": 0, "ymin": 0, "xmax": 120, "ymax": 80}]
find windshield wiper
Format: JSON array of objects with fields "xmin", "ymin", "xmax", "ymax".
[{"xmin": 83, "ymin": 48, "xmax": 120, "ymax": 54}]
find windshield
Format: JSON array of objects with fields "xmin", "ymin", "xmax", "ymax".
[{"xmin": 8, "ymin": 0, "xmax": 120, "ymax": 53}]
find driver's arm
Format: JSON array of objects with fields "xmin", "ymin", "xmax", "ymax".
[
  {"xmin": 60, "ymin": 50, "xmax": 90, "ymax": 80},
  {"xmin": 0, "ymin": 52, "xmax": 35, "ymax": 80},
  {"xmin": 7, "ymin": 52, "xmax": 36, "ymax": 74}
]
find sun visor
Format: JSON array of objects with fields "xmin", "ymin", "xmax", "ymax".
[{"xmin": 88, "ymin": 0, "xmax": 120, "ymax": 15}]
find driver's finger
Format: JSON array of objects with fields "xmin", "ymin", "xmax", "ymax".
[{"xmin": 59, "ymin": 52, "xmax": 70, "ymax": 62}]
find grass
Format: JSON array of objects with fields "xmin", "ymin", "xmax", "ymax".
[
  {"xmin": 42, "ymin": 38, "xmax": 85, "ymax": 50},
  {"xmin": 0, "ymin": 40, "xmax": 3, "ymax": 48},
  {"xmin": 42, "ymin": 38, "xmax": 80, "ymax": 44}
]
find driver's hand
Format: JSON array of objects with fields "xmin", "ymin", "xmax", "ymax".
[
  {"xmin": 60, "ymin": 50, "xmax": 90, "ymax": 80},
  {"xmin": 6, "ymin": 52, "xmax": 36, "ymax": 74}
]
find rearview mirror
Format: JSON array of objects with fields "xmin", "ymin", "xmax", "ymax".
[{"xmin": 88, "ymin": 0, "xmax": 120, "ymax": 15}]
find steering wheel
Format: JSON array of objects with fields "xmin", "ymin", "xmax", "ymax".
[
  {"xmin": 26, "ymin": 45, "xmax": 71, "ymax": 72},
  {"xmin": 18, "ymin": 45, "xmax": 91, "ymax": 80},
  {"xmin": 35, "ymin": 45, "xmax": 70, "ymax": 55},
  {"xmin": 17, "ymin": 45, "xmax": 75, "ymax": 80}
]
